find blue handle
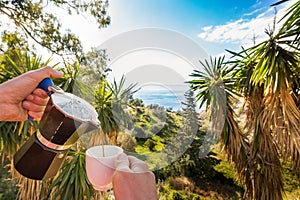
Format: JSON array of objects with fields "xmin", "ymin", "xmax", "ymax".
[
  {"xmin": 37, "ymin": 78, "xmax": 54, "ymax": 96},
  {"xmin": 28, "ymin": 78, "xmax": 54, "ymax": 120}
]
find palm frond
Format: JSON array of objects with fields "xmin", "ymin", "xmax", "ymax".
[
  {"xmin": 277, "ymin": 0, "xmax": 300, "ymax": 46},
  {"xmin": 189, "ymin": 56, "xmax": 251, "ymax": 196},
  {"xmin": 50, "ymin": 149, "xmax": 95, "ymax": 200}
]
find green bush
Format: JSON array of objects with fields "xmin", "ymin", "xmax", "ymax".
[
  {"xmin": 117, "ymin": 132, "xmax": 137, "ymax": 152},
  {"xmin": 158, "ymin": 181, "xmax": 200, "ymax": 200},
  {"xmin": 145, "ymin": 139, "xmax": 156, "ymax": 151}
]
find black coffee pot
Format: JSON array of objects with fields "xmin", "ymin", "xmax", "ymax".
[{"xmin": 14, "ymin": 78, "xmax": 100, "ymax": 180}]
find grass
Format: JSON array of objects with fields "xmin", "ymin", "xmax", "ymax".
[
  {"xmin": 0, "ymin": 159, "xmax": 17, "ymax": 200},
  {"xmin": 282, "ymin": 161, "xmax": 300, "ymax": 200}
]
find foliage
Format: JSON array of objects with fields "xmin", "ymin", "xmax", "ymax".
[
  {"xmin": 0, "ymin": 47, "xmax": 109, "ymax": 200},
  {"xmin": 162, "ymin": 90, "xmax": 203, "ymax": 177},
  {"xmin": 80, "ymin": 48, "xmax": 110, "ymax": 87},
  {"xmin": 277, "ymin": 0, "xmax": 300, "ymax": 47},
  {"xmin": 188, "ymin": 1, "xmax": 300, "ymax": 199},
  {"xmin": 157, "ymin": 167, "xmax": 242, "ymax": 200},
  {"xmin": 50, "ymin": 149, "xmax": 95, "ymax": 200},
  {"xmin": 158, "ymin": 181, "xmax": 201, "ymax": 200},
  {"xmin": 116, "ymin": 132, "xmax": 137, "ymax": 152},
  {"xmin": 1, "ymin": 1, "xmax": 300, "ymax": 199},
  {"xmin": 0, "ymin": 50, "xmax": 51, "ymax": 159},
  {"xmin": 0, "ymin": 159, "xmax": 17, "ymax": 200},
  {"xmin": 0, "ymin": 0, "xmax": 110, "ymax": 58}
]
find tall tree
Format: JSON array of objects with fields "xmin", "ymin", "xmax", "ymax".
[
  {"xmin": 189, "ymin": 1, "xmax": 300, "ymax": 199},
  {"xmin": 233, "ymin": 28, "xmax": 299, "ymax": 200},
  {"xmin": 0, "ymin": 0, "xmax": 110, "ymax": 59},
  {"xmin": 189, "ymin": 57, "xmax": 250, "ymax": 197},
  {"xmin": 163, "ymin": 89, "xmax": 202, "ymax": 177}
]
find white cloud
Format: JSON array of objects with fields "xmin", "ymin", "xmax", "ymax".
[
  {"xmin": 202, "ymin": 26, "xmax": 213, "ymax": 32},
  {"xmin": 198, "ymin": 0, "xmax": 297, "ymax": 48},
  {"xmin": 243, "ymin": 7, "xmax": 263, "ymax": 16}
]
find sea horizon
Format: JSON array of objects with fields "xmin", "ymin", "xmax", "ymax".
[{"xmin": 133, "ymin": 88, "xmax": 186, "ymax": 111}]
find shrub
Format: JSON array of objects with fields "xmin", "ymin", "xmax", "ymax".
[{"xmin": 117, "ymin": 132, "xmax": 137, "ymax": 152}]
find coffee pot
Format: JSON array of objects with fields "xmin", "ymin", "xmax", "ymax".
[{"xmin": 14, "ymin": 78, "xmax": 100, "ymax": 180}]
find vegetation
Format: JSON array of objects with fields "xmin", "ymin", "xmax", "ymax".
[
  {"xmin": 0, "ymin": 0, "xmax": 300, "ymax": 200},
  {"xmin": 188, "ymin": 1, "xmax": 300, "ymax": 199},
  {"xmin": 0, "ymin": 0, "xmax": 110, "ymax": 58}
]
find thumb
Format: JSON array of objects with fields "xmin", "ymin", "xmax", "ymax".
[
  {"xmin": 41, "ymin": 66, "xmax": 64, "ymax": 78},
  {"xmin": 115, "ymin": 153, "xmax": 132, "ymax": 172},
  {"xmin": 28, "ymin": 66, "xmax": 63, "ymax": 82}
]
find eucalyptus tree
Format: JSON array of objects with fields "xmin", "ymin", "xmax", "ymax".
[{"xmin": 0, "ymin": 0, "xmax": 110, "ymax": 59}]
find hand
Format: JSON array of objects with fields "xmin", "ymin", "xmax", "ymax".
[
  {"xmin": 0, "ymin": 66, "xmax": 63, "ymax": 121},
  {"xmin": 113, "ymin": 153, "xmax": 158, "ymax": 200}
]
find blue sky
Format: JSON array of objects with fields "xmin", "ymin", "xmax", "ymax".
[
  {"xmin": 58, "ymin": 0, "xmax": 296, "ymax": 57},
  {"xmin": 110, "ymin": 0, "xmax": 273, "ymax": 28},
  {"xmin": 15, "ymin": 0, "xmax": 295, "ymax": 109},
  {"xmin": 50, "ymin": 0, "xmax": 298, "ymax": 96}
]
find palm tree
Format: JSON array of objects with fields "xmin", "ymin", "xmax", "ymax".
[
  {"xmin": 276, "ymin": 0, "xmax": 300, "ymax": 108},
  {"xmin": 189, "ymin": 56, "xmax": 250, "ymax": 197},
  {"xmin": 276, "ymin": 0, "xmax": 300, "ymax": 48},
  {"xmin": 108, "ymin": 75, "xmax": 138, "ymax": 144},
  {"xmin": 237, "ymin": 28, "xmax": 299, "ymax": 200},
  {"xmin": 189, "ymin": 1, "xmax": 300, "ymax": 198},
  {"xmin": 94, "ymin": 75, "xmax": 138, "ymax": 146}
]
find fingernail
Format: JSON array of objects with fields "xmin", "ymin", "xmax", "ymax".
[
  {"xmin": 23, "ymin": 101, "xmax": 30, "ymax": 108},
  {"xmin": 27, "ymin": 95, "xmax": 34, "ymax": 101}
]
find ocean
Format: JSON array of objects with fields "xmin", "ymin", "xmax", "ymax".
[{"xmin": 133, "ymin": 89, "xmax": 186, "ymax": 111}]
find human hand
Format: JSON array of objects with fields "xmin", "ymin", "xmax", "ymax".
[
  {"xmin": 0, "ymin": 66, "xmax": 63, "ymax": 121},
  {"xmin": 113, "ymin": 153, "xmax": 158, "ymax": 200}
]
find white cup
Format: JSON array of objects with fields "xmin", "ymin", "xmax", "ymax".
[{"xmin": 86, "ymin": 145, "xmax": 123, "ymax": 191}]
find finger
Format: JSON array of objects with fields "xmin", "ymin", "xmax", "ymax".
[
  {"xmin": 32, "ymin": 88, "xmax": 49, "ymax": 99},
  {"xmin": 26, "ymin": 93, "xmax": 49, "ymax": 106},
  {"xmin": 27, "ymin": 110, "xmax": 44, "ymax": 120},
  {"xmin": 128, "ymin": 156, "xmax": 150, "ymax": 173},
  {"xmin": 22, "ymin": 101, "xmax": 46, "ymax": 112},
  {"xmin": 115, "ymin": 153, "xmax": 132, "ymax": 172}
]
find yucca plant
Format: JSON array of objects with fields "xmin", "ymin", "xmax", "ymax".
[
  {"xmin": 226, "ymin": 2, "xmax": 300, "ymax": 196},
  {"xmin": 0, "ymin": 50, "xmax": 53, "ymax": 157},
  {"xmin": 108, "ymin": 75, "xmax": 138, "ymax": 144},
  {"xmin": 94, "ymin": 76, "xmax": 115, "ymax": 145},
  {"xmin": 277, "ymin": 0, "xmax": 300, "ymax": 47},
  {"xmin": 189, "ymin": 56, "xmax": 250, "ymax": 193},
  {"xmin": 0, "ymin": 50, "xmax": 103, "ymax": 200},
  {"xmin": 189, "ymin": 1, "xmax": 300, "ymax": 199},
  {"xmin": 94, "ymin": 74, "xmax": 138, "ymax": 146},
  {"xmin": 49, "ymin": 148, "xmax": 95, "ymax": 200},
  {"xmin": 276, "ymin": 0, "xmax": 300, "ymax": 109},
  {"xmin": 240, "ymin": 29, "xmax": 299, "ymax": 200}
]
